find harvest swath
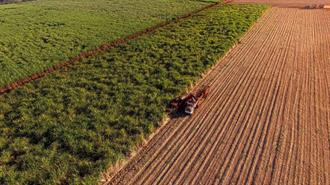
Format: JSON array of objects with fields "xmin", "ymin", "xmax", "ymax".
[{"xmin": 0, "ymin": 4, "xmax": 267, "ymax": 184}]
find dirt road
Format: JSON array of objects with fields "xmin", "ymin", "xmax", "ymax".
[{"xmin": 106, "ymin": 4, "xmax": 330, "ymax": 185}]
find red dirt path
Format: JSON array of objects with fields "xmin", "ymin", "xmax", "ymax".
[{"xmin": 105, "ymin": 5, "xmax": 330, "ymax": 185}]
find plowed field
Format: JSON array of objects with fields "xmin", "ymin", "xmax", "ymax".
[
  {"xmin": 232, "ymin": 0, "xmax": 330, "ymax": 7},
  {"xmin": 106, "ymin": 7, "xmax": 330, "ymax": 185}
]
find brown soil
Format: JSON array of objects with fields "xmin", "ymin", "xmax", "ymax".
[
  {"xmin": 231, "ymin": 0, "xmax": 330, "ymax": 8},
  {"xmin": 105, "ymin": 6, "xmax": 330, "ymax": 185}
]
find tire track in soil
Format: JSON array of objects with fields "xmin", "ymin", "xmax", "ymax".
[{"xmin": 106, "ymin": 5, "xmax": 330, "ymax": 185}]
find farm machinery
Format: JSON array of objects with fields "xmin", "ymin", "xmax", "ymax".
[
  {"xmin": 304, "ymin": 4, "xmax": 327, "ymax": 9},
  {"xmin": 168, "ymin": 86, "xmax": 210, "ymax": 116}
]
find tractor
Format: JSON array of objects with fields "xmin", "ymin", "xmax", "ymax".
[{"xmin": 168, "ymin": 86, "xmax": 209, "ymax": 116}]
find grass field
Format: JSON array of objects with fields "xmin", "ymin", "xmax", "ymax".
[
  {"xmin": 0, "ymin": 0, "xmax": 216, "ymax": 87},
  {"xmin": 0, "ymin": 4, "xmax": 267, "ymax": 185}
]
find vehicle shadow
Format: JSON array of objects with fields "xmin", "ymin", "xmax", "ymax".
[
  {"xmin": 301, "ymin": 4, "xmax": 325, "ymax": 9},
  {"xmin": 168, "ymin": 110, "xmax": 190, "ymax": 119}
]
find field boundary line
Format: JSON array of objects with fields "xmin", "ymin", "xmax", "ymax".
[{"xmin": 0, "ymin": 1, "xmax": 232, "ymax": 95}]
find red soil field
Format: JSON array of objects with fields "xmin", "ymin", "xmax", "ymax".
[
  {"xmin": 105, "ymin": 4, "xmax": 330, "ymax": 185},
  {"xmin": 232, "ymin": 0, "xmax": 330, "ymax": 7}
]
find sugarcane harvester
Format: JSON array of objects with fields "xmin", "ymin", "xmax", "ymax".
[{"xmin": 168, "ymin": 86, "xmax": 210, "ymax": 116}]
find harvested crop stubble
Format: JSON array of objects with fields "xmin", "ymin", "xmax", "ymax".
[{"xmin": 0, "ymin": 4, "xmax": 267, "ymax": 185}]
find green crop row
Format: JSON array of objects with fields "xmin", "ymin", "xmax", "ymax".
[
  {"xmin": 0, "ymin": 0, "xmax": 215, "ymax": 87},
  {"xmin": 0, "ymin": 4, "xmax": 268, "ymax": 185}
]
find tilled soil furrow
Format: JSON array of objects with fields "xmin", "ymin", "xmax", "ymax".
[
  {"xmin": 315, "ymin": 11, "xmax": 330, "ymax": 184},
  {"xmin": 193, "ymin": 10, "xmax": 286, "ymax": 184},
  {"xmin": 237, "ymin": 9, "xmax": 298, "ymax": 185},
  {"xmin": 231, "ymin": 0, "xmax": 330, "ymax": 8},
  {"xmin": 281, "ymin": 9, "xmax": 306, "ymax": 185},
  {"xmin": 306, "ymin": 15, "xmax": 314, "ymax": 185},
  {"xmin": 316, "ymin": 13, "xmax": 330, "ymax": 185},
  {"xmin": 290, "ymin": 11, "xmax": 304, "ymax": 185},
  {"xmin": 175, "ymin": 12, "xmax": 279, "ymax": 184},
  {"xmin": 311, "ymin": 12, "xmax": 322, "ymax": 185},
  {"xmin": 204, "ymin": 8, "xmax": 292, "ymax": 184},
  {"xmin": 186, "ymin": 10, "xmax": 282, "ymax": 184},
  {"xmin": 211, "ymin": 14, "xmax": 288, "ymax": 185},
  {"xmin": 130, "ymin": 59, "xmax": 246, "ymax": 184},
  {"xmin": 255, "ymin": 10, "xmax": 298, "ymax": 185},
  {"xmin": 158, "ymin": 11, "xmax": 285, "ymax": 185},
  {"xmin": 291, "ymin": 11, "xmax": 307, "ymax": 185},
  {"xmin": 108, "ymin": 20, "xmax": 266, "ymax": 183},
  {"xmin": 141, "ymin": 36, "xmax": 270, "ymax": 184},
  {"xmin": 108, "ymin": 6, "xmax": 330, "ymax": 185},
  {"xmin": 108, "ymin": 55, "xmax": 237, "ymax": 184},
  {"xmin": 262, "ymin": 74, "xmax": 296, "ymax": 185},
  {"xmin": 320, "ymin": 14, "xmax": 330, "ymax": 185},
  {"xmin": 131, "ymin": 54, "xmax": 259, "ymax": 183},
  {"xmin": 170, "ymin": 27, "xmax": 280, "ymax": 184},
  {"xmin": 137, "ymin": 86, "xmax": 232, "ymax": 184},
  {"xmin": 129, "ymin": 10, "xmax": 276, "ymax": 185}
]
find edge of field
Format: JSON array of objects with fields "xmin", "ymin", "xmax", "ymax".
[
  {"xmin": 100, "ymin": 5, "xmax": 270, "ymax": 184},
  {"xmin": 0, "ymin": 1, "xmax": 232, "ymax": 96}
]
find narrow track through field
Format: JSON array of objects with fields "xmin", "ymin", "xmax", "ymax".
[{"xmin": 106, "ymin": 5, "xmax": 330, "ymax": 185}]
